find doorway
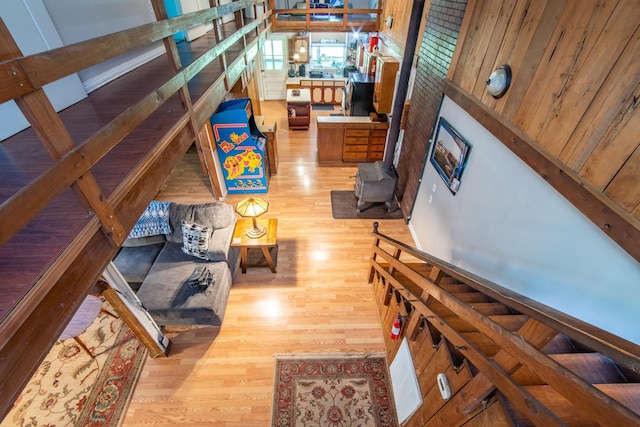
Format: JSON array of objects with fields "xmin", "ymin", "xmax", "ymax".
[{"xmin": 260, "ymin": 35, "xmax": 287, "ymax": 100}]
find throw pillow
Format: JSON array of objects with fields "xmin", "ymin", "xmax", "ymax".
[
  {"xmin": 128, "ymin": 200, "xmax": 172, "ymax": 238},
  {"xmin": 181, "ymin": 220, "xmax": 212, "ymax": 260}
]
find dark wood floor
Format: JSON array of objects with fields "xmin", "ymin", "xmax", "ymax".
[{"xmin": 0, "ymin": 31, "xmax": 242, "ymax": 321}]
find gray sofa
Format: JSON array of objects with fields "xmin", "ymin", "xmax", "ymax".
[{"xmin": 114, "ymin": 202, "xmax": 239, "ymax": 326}]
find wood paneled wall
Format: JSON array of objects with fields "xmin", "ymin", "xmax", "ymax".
[{"xmin": 449, "ymin": 0, "xmax": 640, "ymax": 246}]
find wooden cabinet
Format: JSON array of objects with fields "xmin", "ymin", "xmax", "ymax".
[
  {"xmin": 343, "ymin": 129, "xmax": 370, "ymax": 161},
  {"xmin": 373, "ymin": 56, "xmax": 399, "ymax": 114},
  {"xmin": 300, "ymin": 79, "xmax": 346, "ymax": 104},
  {"xmin": 288, "ymin": 36, "xmax": 309, "ymax": 63},
  {"xmin": 257, "ymin": 121, "xmax": 278, "ymax": 175},
  {"xmin": 317, "ymin": 117, "xmax": 389, "ymax": 164},
  {"xmin": 369, "ymin": 129, "xmax": 387, "ymax": 161},
  {"xmin": 360, "ymin": 48, "xmax": 375, "ymax": 75},
  {"xmin": 343, "ymin": 128, "xmax": 388, "ymax": 162}
]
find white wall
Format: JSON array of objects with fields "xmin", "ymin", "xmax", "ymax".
[
  {"xmin": 42, "ymin": 0, "xmax": 164, "ymax": 92},
  {"xmin": 409, "ymin": 96, "xmax": 640, "ymax": 345}
]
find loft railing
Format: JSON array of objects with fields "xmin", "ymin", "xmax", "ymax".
[
  {"xmin": 269, "ymin": 0, "xmax": 380, "ymax": 32},
  {"xmin": 0, "ymin": 0, "xmax": 271, "ymax": 418},
  {"xmin": 369, "ymin": 222, "xmax": 640, "ymax": 426}
]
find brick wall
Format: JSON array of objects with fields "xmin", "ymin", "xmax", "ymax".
[{"xmin": 397, "ymin": 0, "xmax": 467, "ymax": 218}]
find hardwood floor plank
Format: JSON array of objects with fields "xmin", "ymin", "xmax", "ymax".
[{"xmin": 122, "ymin": 100, "xmax": 414, "ymax": 425}]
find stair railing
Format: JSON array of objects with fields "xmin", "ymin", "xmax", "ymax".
[{"xmin": 369, "ymin": 222, "xmax": 640, "ymax": 426}]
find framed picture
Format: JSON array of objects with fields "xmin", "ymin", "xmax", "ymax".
[{"xmin": 429, "ymin": 118, "xmax": 471, "ymax": 194}]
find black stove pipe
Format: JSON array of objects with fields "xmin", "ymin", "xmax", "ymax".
[{"xmin": 382, "ymin": 0, "xmax": 426, "ymax": 173}]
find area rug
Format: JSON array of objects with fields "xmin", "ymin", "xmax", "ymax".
[
  {"xmin": 1, "ymin": 299, "xmax": 147, "ymax": 427},
  {"xmin": 312, "ymin": 104, "xmax": 336, "ymax": 110},
  {"xmin": 330, "ymin": 191, "xmax": 404, "ymax": 220},
  {"xmin": 271, "ymin": 353, "xmax": 398, "ymax": 427}
]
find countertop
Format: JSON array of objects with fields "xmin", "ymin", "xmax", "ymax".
[
  {"xmin": 287, "ymin": 76, "xmax": 348, "ymax": 84},
  {"xmin": 286, "ymin": 88, "xmax": 311, "ymax": 103},
  {"xmin": 317, "ymin": 116, "xmax": 375, "ymax": 124}
]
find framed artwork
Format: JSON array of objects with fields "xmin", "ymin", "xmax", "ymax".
[{"xmin": 429, "ymin": 118, "xmax": 471, "ymax": 194}]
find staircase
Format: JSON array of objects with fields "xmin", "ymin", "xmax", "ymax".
[{"xmin": 368, "ymin": 223, "xmax": 640, "ymax": 426}]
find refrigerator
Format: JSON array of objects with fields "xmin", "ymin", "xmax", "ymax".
[
  {"xmin": 344, "ymin": 72, "xmax": 375, "ymax": 116},
  {"xmin": 209, "ymin": 98, "xmax": 269, "ymax": 194}
]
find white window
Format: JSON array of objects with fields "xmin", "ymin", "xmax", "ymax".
[
  {"xmin": 310, "ymin": 44, "xmax": 346, "ymax": 69},
  {"xmin": 262, "ymin": 39, "xmax": 285, "ymax": 71}
]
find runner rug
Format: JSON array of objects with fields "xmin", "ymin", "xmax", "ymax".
[
  {"xmin": 271, "ymin": 353, "xmax": 398, "ymax": 427},
  {"xmin": 1, "ymin": 299, "xmax": 147, "ymax": 427}
]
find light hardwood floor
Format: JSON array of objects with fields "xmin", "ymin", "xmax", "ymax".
[{"xmin": 122, "ymin": 101, "xmax": 415, "ymax": 426}]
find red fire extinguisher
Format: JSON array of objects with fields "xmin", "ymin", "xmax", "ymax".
[{"xmin": 390, "ymin": 313, "xmax": 402, "ymax": 340}]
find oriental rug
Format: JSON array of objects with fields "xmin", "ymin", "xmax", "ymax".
[
  {"xmin": 271, "ymin": 353, "xmax": 398, "ymax": 427},
  {"xmin": 1, "ymin": 299, "xmax": 147, "ymax": 427}
]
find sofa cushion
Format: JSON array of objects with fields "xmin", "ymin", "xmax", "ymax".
[
  {"xmin": 136, "ymin": 243, "xmax": 233, "ymax": 326},
  {"xmin": 192, "ymin": 202, "xmax": 235, "ymax": 229},
  {"xmin": 113, "ymin": 243, "xmax": 164, "ymax": 284},
  {"xmin": 166, "ymin": 203, "xmax": 194, "ymax": 243},
  {"xmin": 121, "ymin": 234, "xmax": 166, "ymax": 248},
  {"xmin": 207, "ymin": 228, "xmax": 233, "ymax": 262},
  {"xmin": 128, "ymin": 200, "xmax": 172, "ymax": 238},
  {"xmin": 181, "ymin": 220, "xmax": 212, "ymax": 260}
]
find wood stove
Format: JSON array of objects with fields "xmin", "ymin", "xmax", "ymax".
[{"xmin": 354, "ymin": 161, "xmax": 398, "ymax": 213}]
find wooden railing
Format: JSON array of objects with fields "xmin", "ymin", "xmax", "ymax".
[
  {"xmin": 369, "ymin": 222, "xmax": 640, "ymax": 426},
  {"xmin": 269, "ymin": 0, "xmax": 380, "ymax": 32},
  {"xmin": 0, "ymin": 1, "xmax": 271, "ymax": 418}
]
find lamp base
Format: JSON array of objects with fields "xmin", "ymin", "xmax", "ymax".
[{"xmin": 246, "ymin": 225, "xmax": 266, "ymax": 239}]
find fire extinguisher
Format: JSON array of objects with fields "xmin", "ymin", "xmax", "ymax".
[{"xmin": 390, "ymin": 313, "xmax": 402, "ymax": 340}]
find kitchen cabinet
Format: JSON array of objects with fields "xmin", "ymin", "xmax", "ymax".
[
  {"xmin": 288, "ymin": 36, "xmax": 309, "ymax": 63},
  {"xmin": 299, "ymin": 79, "xmax": 346, "ymax": 104},
  {"xmin": 316, "ymin": 116, "xmax": 389, "ymax": 164},
  {"xmin": 373, "ymin": 56, "xmax": 399, "ymax": 114}
]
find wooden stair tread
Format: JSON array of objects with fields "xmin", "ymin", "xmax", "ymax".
[
  {"xmin": 552, "ymin": 352, "xmax": 628, "ymax": 384},
  {"xmin": 427, "ymin": 300, "xmax": 510, "ymax": 317},
  {"xmin": 443, "ymin": 314, "xmax": 529, "ymax": 333},
  {"xmin": 500, "ymin": 384, "xmax": 640, "ymax": 426},
  {"xmin": 404, "ymin": 262, "xmax": 433, "ymax": 276},
  {"xmin": 512, "ymin": 352, "xmax": 628, "ymax": 386},
  {"xmin": 439, "ymin": 283, "xmax": 475, "ymax": 293},
  {"xmin": 451, "ymin": 292, "xmax": 493, "ymax": 303},
  {"xmin": 541, "ymin": 333, "xmax": 578, "ymax": 354},
  {"xmin": 392, "ymin": 270, "xmax": 427, "ymax": 296},
  {"xmin": 461, "ymin": 332, "xmax": 500, "ymax": 357}
]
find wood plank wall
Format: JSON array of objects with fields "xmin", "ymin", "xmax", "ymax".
[{"xmin": 449, "ymin": 0, "xmax": 640, "ymax": 251}]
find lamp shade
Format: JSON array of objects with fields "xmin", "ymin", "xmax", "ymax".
[{"xmin": 235, "ymin": 197, "xmax": 269, "ymax": 218}]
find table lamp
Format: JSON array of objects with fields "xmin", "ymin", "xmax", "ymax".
[{"xmin": 235, "ymin": 197, "xmax": 269, "ymax": 238}]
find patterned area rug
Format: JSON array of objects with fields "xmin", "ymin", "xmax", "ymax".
[
  {"xmin": 271, "ymin": 353, "xmax": 398, "ymax": 427},
  {"xmin": 1, "ymin": 299, "xmax": 147, "ymax": 427}
]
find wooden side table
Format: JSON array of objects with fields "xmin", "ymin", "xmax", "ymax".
[{"xmin": 232, "ymin": 218, "xmax": 277, "ymax": 273}]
